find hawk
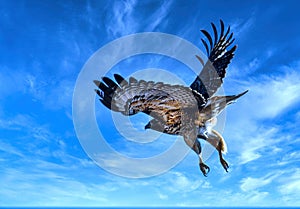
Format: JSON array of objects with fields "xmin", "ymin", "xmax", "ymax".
[{"xmin": 94, "ymin": 20, "xmax": 248, "ymax": 176}]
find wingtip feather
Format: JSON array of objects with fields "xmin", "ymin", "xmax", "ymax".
[
  {"xmin": 201, "ymin": 29, "xmax": 213, "ymax": 49},
  {"xmin": 94, "ymin": 80, "xmax": 101, "ymax": 87}
]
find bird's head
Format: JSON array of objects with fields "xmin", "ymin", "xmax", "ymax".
[{"xmin": 144, "ymin": 119, "xmax": 165, "ymax": 132}]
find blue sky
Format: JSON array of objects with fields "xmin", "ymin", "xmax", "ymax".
[{"xmin": 1, "ymin": 0, "xmax": 300, "ymax": 206}]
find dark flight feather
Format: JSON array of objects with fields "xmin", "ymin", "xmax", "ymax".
[{"xmin": 190, "ymin": 20, "xmax": 237, "ymax": 99}]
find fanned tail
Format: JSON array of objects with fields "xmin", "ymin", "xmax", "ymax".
[
  {"xmin": 225, "ymin": 90, "xmax": 249, "ymax": 105},
  {"xmin": 201, "ymin": 90, "xmax": 248, "ymax": 120}
]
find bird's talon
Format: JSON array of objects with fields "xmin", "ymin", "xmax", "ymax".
[
  {"xmin": 220, "ymin": 158, "xmax": 229, "ymax": 172},
  {"xmin": 199, "ymin": 163, "xmax": 210, "ymax": 177}
]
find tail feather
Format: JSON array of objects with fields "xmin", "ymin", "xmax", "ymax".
[
  {"xmin": 225, "ymin": 90, "xmax": 249, "ymax": 104},
  {"xmin": 202, "ymin": 90, "xmax": 248, "ymax": 119}
]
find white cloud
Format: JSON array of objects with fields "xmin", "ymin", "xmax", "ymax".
[
  {"xmin": 276, "ymin": 169, "xmax": 300, "ymax": 205},
  {"xmin": 93, "ymin": 140, "xmax": 189, "ymax": 178},
  {"xmin": 282, "ymin": 180, "xmax": 300, "ymax": 195},
  {"xmin": 240, "ymin": 172, "xmax": 281, "ymax": 192},
  {"xmin": 164, "ymin": 172, "xmax": 205, "ymax": 194},
  {"xmin": 230, "ymin": 70, "xmax": 300, "ymax": 120},
  {"xmin": 0, "ymin": 114, "xmax": 54, "ymax": 143},
  {"xmin": 223, "ymin": 66, "xmax": 300, "ymax": 164},
  {"xmin": 278, "ymin": 151, "xmax": 300, "ymax": 166},
  {"xmin": 144, "ymin": 1, "xmax": 173, "ymax": 31},
  {"xmin": 0, "ymin": 114, "xmax": 33, "ymax": 130},
  {"xmin": 0, "ymin": 167, "xmax": 109, "ymax": 206},
  {"xmin": 157, "ymin": 192, "xmax": 168, "ymax": 200},
  {"xmin": 231, "ymin": 14, "xmax": 255, "ymax": 39},
  {"xmin": 24, "ymin": 73, "xmax": 74, "ymax": 110},
  {"xmin": 104, "ymin": 0, "xmax": 172, "ymax": 38},
  {"xmin": 0, "ymin": 68, "xmax": 27, "ymax": 99},
  {"xmin": 202, "ymin": 181, "xmax": 212, "ymax": 189},
  {"xmin": 105, "ymin": 0, "xmax": 138, "ymax": 37},
  {"xmin": 228, "ymin": 48, "xmax": 276, "ymax": 78},
  {"xmin": 279, "ymin": 169, "xmax": 300, "ymax": 195},
  {"xmin": 238, "ymin": 127, "xmax": 278, "ymax": 164},
  {"xmin": 0, "ymin": 141, "xmax": 24, "ymax": 158},
  {"xmin": 0, "ymin": 66, "xmax": 74, "ymax": 113}
]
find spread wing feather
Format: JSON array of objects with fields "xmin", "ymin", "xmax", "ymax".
[
  {"xmin": 190, "ymin": 20, "xmax": 237, "ymax": 100},
  {"xmin": 94, "ymin": 74, "xmax": 204, "ymax": 125}
]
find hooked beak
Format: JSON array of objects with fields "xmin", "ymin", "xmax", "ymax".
[{"xmin": 144, "ymin": 122, "xmax": 151, "ymax": 130}]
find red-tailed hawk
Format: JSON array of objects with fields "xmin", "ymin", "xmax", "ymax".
[{"xmin": 94, "ymin": 20, "xmax": 248, "ymax": 176}]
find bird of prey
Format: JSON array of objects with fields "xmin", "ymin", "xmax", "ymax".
[{"xmin": 94, "ymin": 20, "xmax": 248, "ymax": 176}]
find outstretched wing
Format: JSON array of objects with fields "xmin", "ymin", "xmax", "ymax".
[
  {"xmin": 94, "ymin": 74, "xmax": 204, "ymax": 125},
  {"xmin": 190, "ymin": 20, "xmax": 237, "ymax": 100}
]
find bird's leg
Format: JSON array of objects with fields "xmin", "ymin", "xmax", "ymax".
[
  {"xmin": 183, "ymin": 128, "xmax": 210, "ymax": 177},
  {"xmin": 201, "ymin": 130, "xmax": 229, "ymax": 172},
  {"xmin": 193, "ymin": 140, "xmax": 210, "ymax": 177},
  {"xmin": 218, "ymin": 145, "xmax": 229, "ymax": 172},
  {"xmin": 213, "ymin": 130, "xmax": 229, "ymax": 172}
]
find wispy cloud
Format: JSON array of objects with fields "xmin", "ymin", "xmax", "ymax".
[
  {"xmin": 165, "ymin": 171, "xmax": 204, "ymax": 193},
  {"xmin": 0, "ymin": 112, "xmax": 110, "ymax": 206},
  {"xmin": 0, "ymin": 166, "xmax": 109, "ymax": 206},
  {"xmin": 227, "ymin": 64, "xmax": 300, "ymax": 122},
  {"xmin": 144, "ymin": 1, "xmax": 173, "ymax": 32},
  {"xmin": 104, "ymin": 0, "xmax": 172, "ymax": 38},
  {"xmin": 0, "ymin": 114, "xmax": 54, "ymax": 143},
  {"xmin": 222, "ymin": 62, "xmax": 300, "ymax": 167},
  {"xmin": 278, "ymin": 168, "xmax": 300, "ymax": 205},
  {"xmin": 25, "ymin": 73, "xmax": 74, "ymax": 110},
  {"xmin": 104, "ymin": 0, "xmax": 138, "ymax": 38},
  {"xmin": 237, "ymin": 127, "xmax": 280, "ymax": 164},
  {"xmin": 231, "ymin": 13, "xmax": 256, "ymax": 39},
  {"xmin": 228, "ymin": 48, "xmax": 276, "ymax": 78},
  {"xmin": 0, "ymin": 68, "xmax": 27, "ymax": 99},
  {"xmin": 0, "ymin": 141, "xmax": 24, "ymax": 158},
  {"xmin": 240, "ymin": 172, "xmax": 282, "ymax": 192},
  {"xmin": 278, "ymin": 151, "xmax": 300, "ymax": 166},
  {"xmin": 157, "ymin": 192, "xmax": 168, "ymax": 200}
]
